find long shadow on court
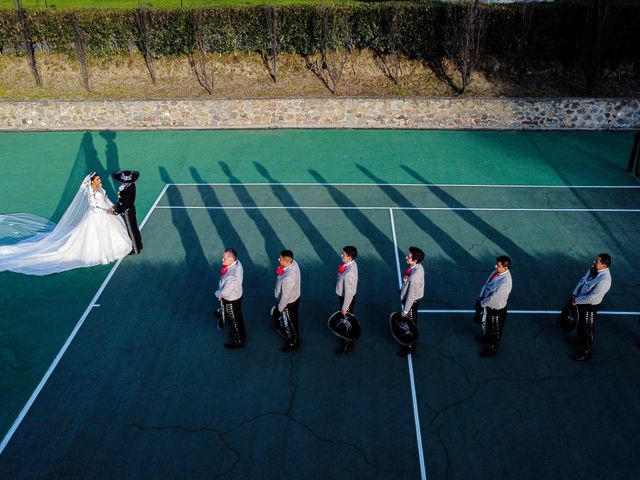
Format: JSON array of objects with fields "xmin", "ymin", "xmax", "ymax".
[
  {"xmin": 308, "ymin": 169, "xmax": 398, "ymax": 265},
  {"xmin": 521, "ymin": 133, "xmax": 635, "ymax": 261},
  {"xmin": 398, "ymin": 165, "xmax": 538, "ymax": 268},
  {"xmin": 159, "ymin": 167, "xmax": 208, "ymax": 272},
  {"xmin": 352, "ymin": 164, "xmax": 485, "ymax": 290},
  {"xmin": 99, "ymin": 131, "xmax": 121, "ymax": 201},
  {"xmin": 218, "ymin": 161, "xmax": 286, "ymax": 255},
  {"xmin": 253, "ymin": 162, "xmax": 336, "ymax": 263},
  {"xmin": 189, "ymin": 167, "xmax": 258, "ymax": 275},
  {"xmin": 52, "ymin": 132, "xmax": 114, "ymax": 222}
]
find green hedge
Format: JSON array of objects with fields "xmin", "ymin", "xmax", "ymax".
[{"xmin": 0, "ymin": 2, "xmax": 637, "ymax": 66}]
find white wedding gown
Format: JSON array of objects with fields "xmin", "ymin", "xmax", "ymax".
[{"xmin": 0, "ymin": 174, "xmax": 133, "ymax": 276}]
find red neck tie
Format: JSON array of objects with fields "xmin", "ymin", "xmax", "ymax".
[
  {"xmin": 403, "ymin": 267, "xmax": 412, "ymax": 281},
  {"xmin": 276, "ymin": 265, "xmax": 285, "ymax": 275},
  {"xmin": 338, "ymin": 264, "xmax": 347, "ymax": 275},
  {"xmin": 220, "ymin": 266, "xmax": 228, "ymax": 276},
  {"xmin": 489, "ymin": 271, "xmax": 499, "ymax": 282}
]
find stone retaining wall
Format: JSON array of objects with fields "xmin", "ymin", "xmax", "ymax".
[{"xmin": 0, "ymin": 97, "xmax": 638, "ymax": 131}]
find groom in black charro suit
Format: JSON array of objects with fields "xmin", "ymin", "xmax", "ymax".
[{"xmin": 111, "ymin": 170, "xmax": 143, "ymax": 255}]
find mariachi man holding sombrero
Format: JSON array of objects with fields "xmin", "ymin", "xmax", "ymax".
[
  {"xmin": 273, "ymin": 249, "xmax": 301, "ymax": 352},
  {"xmin": 474, "ymin": 255, "xmax": 512, "ymax": 358},
  {"xmin": 111, "ymin": 170, "xmax": 143, "ymax": 255},
  {"xmin": 330, "ymin": 245, "xmax": 360, "ymax": 355},
  {"xmin": 391, "ymin": 246, "xmax": 425, "ymax": 357},
  {"xmin": 215, "ymin": 248, "xmax": 246, "ymax": 349},
  {"xmin": 565, "ymin": 253, "xmax": 612, "ymax": 362}
]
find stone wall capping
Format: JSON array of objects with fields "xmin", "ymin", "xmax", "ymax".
[{"xmin": 0, "ymin": 97, "xmax": 638, "ymax": 131}]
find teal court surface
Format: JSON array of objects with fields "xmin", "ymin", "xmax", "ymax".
[{"xmin": 1, "ymin": 130, "xmax": 640, "ymax": 478}]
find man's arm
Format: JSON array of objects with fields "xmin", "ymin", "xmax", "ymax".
[
  {"xmin": 278, "ymin": 276, "xmax": 296, "ymax": 312},
  {"xmin": 113, "ymin": 188, "xmax": 133, "ymax": 215},
  {"xmin": 572, "ymin": 271, "xmax": 589, "ymax": 297},
  {"xmin": 574, "ymin": 276, "xmax": 611, "ymax": 305},
  {"xmin": 218, "ymin": 275, "xmax": 239, "ymax": 300},
  {"xmin": 341, "ymin": 270, "xmax": 357, "ymax": 312},
  {"xmin": 480, "ymin": 277, "xmax": 511, "ymax": 309},
  {"xmin": 403, "ymin": 272, "xmax": 424, "ymax": 314}
]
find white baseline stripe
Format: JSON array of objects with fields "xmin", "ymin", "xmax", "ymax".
[
  {"xmin": 390, "ymin": 209, "xmax": 403, "ymax": 289},
  {"xmin": 168, "ymin": 182, "xmax": 640, "ymax": 189},
  {"xmin": 0, "ymin": 184, "xmax": 169, "ymax": 456},
  {"xmin": 418, "ymin": 309, "xmax": 640, "ymax": 316},
  {"xmin": 390, "ymin": 208, "xmax": 427, "ymax": 480},
  {"xmin": 155, "ymin": 206, "xmax": 640, "ymax": 213},
  {"xmin": 408, "ymin": 355, "xmax": 427, "ymax": 480}
]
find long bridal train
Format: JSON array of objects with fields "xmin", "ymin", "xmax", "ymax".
[{"xmin": 0, "ymin": 173, "xmax": 132, "ymax": 276}]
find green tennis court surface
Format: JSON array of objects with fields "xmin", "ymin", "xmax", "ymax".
[{"xmin": 1, "ymin": 130, "xmax": 639, "ymax": 478}]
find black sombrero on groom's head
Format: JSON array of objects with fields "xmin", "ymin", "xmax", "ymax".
[{"xmin": 112, "ymin": 170, "xmax": 140, "ymax": 183}]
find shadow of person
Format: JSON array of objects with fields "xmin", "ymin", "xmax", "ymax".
[
  {"xmin": 189, "ymin": 167, "xmax": 258, "ymax": 276},
  {"xmin": 401, "ymin": 165, "xmax": 534, "ymax": 263},
  {"xmin": 53, "ymin": 132, "xmax": 111, "ymax": 222},
  {"xmin": 218, "ymin": 161, "xmax": 286, "ymax": 254},
  {"xmin": 355, "ymin": 164, "xmax": 481, "ymax": 269},
  {"xmin": 99, "ymin": 131, "xmax": 120, "ymax": 200},
  {"xmin": 159, "ymin": 166, "xmax": 208, "ymax": 273},
  {"xmin": 307, "ymin": 168, "xmax": 396, "ymax": 263},
  {"xmin": 520, "ymin": 132, "xmax": 634, "ymax": 260},
  {"xmin": 253, "ymin": 161, "xmax": 336, "ymax": 263}
]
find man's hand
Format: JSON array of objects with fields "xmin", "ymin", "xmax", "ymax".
[
  {"xmin": 341, "ymin": 308, "xmax": 347, "ymax": 315},
  {"xmin": 401, "ymin": 311, "xmax": 407, "ymax": 317}
]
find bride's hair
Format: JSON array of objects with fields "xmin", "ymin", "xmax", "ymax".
[{"xmin": 89, "ymin": 172, "xmax": 99, "ymax": 181}]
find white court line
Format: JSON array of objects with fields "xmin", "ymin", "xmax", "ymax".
[
  {"xmin": 390, "ymin": 208, "xmax": 427, "ymax": 480},
  {"xmin": 0, "ymin": 184, "xmax": 169, "ymax": 456},
  {"xmin": 169, "ymin": 182, "xmax": 640, "ymax": 189},
  {"xmin": 419, "ymin": 309, "xmax": 640, "ymax": 316},
  {"xmin": 155, "ymin": 205, "xmax": 640, "ymax": 213}
]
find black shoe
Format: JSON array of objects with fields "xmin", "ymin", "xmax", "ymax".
[
  {"xmin": 479, "ymin": 348, "xmax": 497, "ymax": 357},
  {"xmin": 565, "ymin": 336, "xmax": 582, "ymax": 345},
  {"xmin": 475, "ymin": 334, "xmax": 487, "ymax": 342},
  {"xmin": 397, "ymin": 345, "xmax": 415, "ymax": 357},
  {"xmin": 281, "ymin": 342, "xmax": 299, "ymax": 352},
  {"xmin": 335, "ymin": 342, "xmax": 354, "ymax": 355},
  {"xmin": 224, "ymin": 341, "xmax": 244, "ymax": 349},
  {"xmin": 571, "ymin": 351, "xmax": 591, "ymax": 362}
]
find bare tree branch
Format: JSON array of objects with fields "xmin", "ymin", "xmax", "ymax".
[
  {"xmin": 135, "ymin": 7, "xmax": 156, "ymax": 84},
  {"xmin": 578, "ymin": 0, "xmax": 620, "ymax": 94},
  {"xmin": 375, "ymin": 4, "xmax": 401, "ymax": 85},
  {"xmin": 188, "ymin": 10, "xmax": 214, "ymax": 95},
  {"xmin": 443, "ymin": 0, "xmax": 485, "ymax": 94},
  {"xmin": 305, "ymin": 6, "xmax": 350, "ymax": 95},
  {"xmin": 14, "ymin": 0, "xmax": 41, "ymax": 87},
  {"xmin": 71, "ymin": 13, "xmax": 90, "ymax": 92},
  {"xmin": 263, "ymin": 5, "xmax": 280, "ymax": 83},
  {"xmin": 516, "ymin": 0, "xmax": 535, "ymax": 83}
]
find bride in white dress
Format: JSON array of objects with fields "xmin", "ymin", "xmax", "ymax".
[{"xmin": 0, "ymin": 173, "xmax": 133, "ymax": 276}]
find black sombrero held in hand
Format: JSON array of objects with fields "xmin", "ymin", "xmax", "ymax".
[
  {"xmin": 389, "ymin": 311, "xmax": 419, "ymax": 346},
  {"xmin": 328, "ymin": 311, "xmax": 361, "ymax": 341},
  {"xmin": 111, "ymin": 170, "xmax": 140, "ymax": 183}
]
